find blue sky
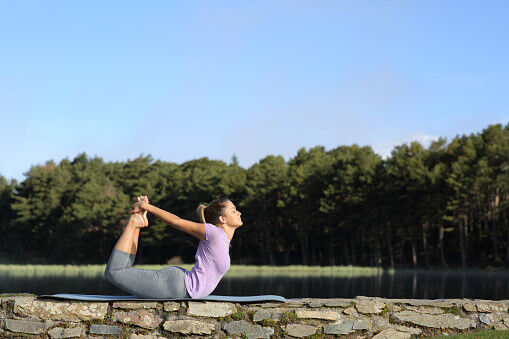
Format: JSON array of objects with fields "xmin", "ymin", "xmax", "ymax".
[{"xmin": 1, "ymin": 1, "xmax": 507, "ymax": 182}]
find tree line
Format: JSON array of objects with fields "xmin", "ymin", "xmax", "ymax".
[{"xmin": 0, "ymin": 123, "xmax": 507, "ymax": 268}]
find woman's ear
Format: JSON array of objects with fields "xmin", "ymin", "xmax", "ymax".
[{"xmin": 218, "ymin": 215, "xmax": 226, "ymax": 224}]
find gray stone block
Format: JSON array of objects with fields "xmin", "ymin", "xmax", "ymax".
[
  {"xmin": 48, "ymin": 325, "xmax": 85, "ymax": 338},
  {"xmin": 187, "ymin": 301, "xmax": 236, "ymax": 317},
  {"xmin": 394, "ymin": 310, "xmax": 476, "ymax": 329},
  {"xmin": 113, "ymin": 302, "xmax": 160, "ymax": 310},
  {"xmin": 112, "ymin": 309, "xmax": 163, "ymax": 329},
  {"xmin": 307, "ymin": 300, "xmax": 324, "ymax": 308},
  {"xmin": 4, "ymin": 318, "xmax": 45, "ymax": 334},
  {"xmin": 355, "ymin": 300, "xmax": 386, "ymax": 314},
  {"xmin": 323, "ymin": 299, "xmax": 353, "ymax": 308},
  {"xmin": 129, "ymin": 334, "xmax": 166, "ymax": 339},
  {"xmin": 372, "ymin": 328, "xmax": 411, "ymax": 339},
  {"xmin": 295, "ymin": 309, "xmax": 339, "ymax": 321},
  {"xmin": 323, "ymin": 319, "xmax": 355, "ymax": 335},
  {"xmin": 163, "ymin": 301, "xmax": 180, "ymax": 312},
  {"xmin": 371, "ymin": 316, "xmax": 391, "ymax": 332},
  {"xmin": 343, "ymin": 307, "xmax": 358, "ymax": 316},
  {"xmin": 476, "ymin": 302, "xmax": 507, "ymax": 313},
  {"xmin": 284, "ymin": 324, "xmax": 317, "ymax": 338},
  {"xmin": 285, "ymin": 299, "xmax": 307, "ymax": 307},
  {"xmin": 0, "ymin": 309, "xmax": 7, "ymax": 319},
  {"xmin": 406, "ymin": 306, "xmax": 444, "ymax": 314},
  {"xmin": 463, "ymin": 303, "xmax": 476, "ymax": 312},
  {"xmin": 163, "ymin": 319, "xmax": 216, "ymax": 335},
  {"xmin": 89, "ymin": 324, "xmax": 123, "ymax": 335},
  {"xmin": 391, "ymin": 324, "xmax": 422, "ymax": 335},
  {"xmin": 385, "ymin": 298, "xmax": 455, "ymax": 307},
  {"xmin": 478, "ymin": 313, "xmax": 507, "ymax": 327},
  {"xmin": 253, "ymin": 309, "xmax": 280, "ymax": 322},
  {"xmin": 222, "ymin": 320, "xmax": 274, "ymax": 339},
  {"xmin": 13, "ymin": 298, "xmax": 108, "ymax": 321},
  {"xmin": 352, "ymin": 318, "xmax": 370, "ymax": 330}
]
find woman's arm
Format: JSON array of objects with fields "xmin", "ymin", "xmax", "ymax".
[{"xmin": 138, "ymin": 203, "xmax": 206, "ymax": 241}]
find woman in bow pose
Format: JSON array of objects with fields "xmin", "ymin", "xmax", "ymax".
[{"xmin": 104, "ymin": 196, "xmax": 243, "ymax": 299}]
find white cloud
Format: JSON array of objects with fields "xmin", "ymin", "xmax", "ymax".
[{"xmin": 370, "ymin": 133, "xmax": 441, "ymax": 160}]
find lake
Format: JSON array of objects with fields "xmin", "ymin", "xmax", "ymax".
[{"xmin": 1, "ymin": 267, "xmax": 507, "ymax": 299}]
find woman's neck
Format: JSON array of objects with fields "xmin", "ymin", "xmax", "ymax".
[{"xmin": 219, "ymin": 224, "xmax": 235, "ymax": 241}]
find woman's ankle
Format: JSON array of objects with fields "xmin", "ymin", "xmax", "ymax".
[{"xmin": 127, "ymin": 215, "xmax": 142, "ymax": 229}]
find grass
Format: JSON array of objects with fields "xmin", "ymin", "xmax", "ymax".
[
  {"xmin": 379, "ymin": 304, "xmax": 390, "ymax": 315},
  {"xmin": 0, "ymin": 264, "xmax": 387, "ymax": 277},
  {"xmin": 219, "ymin": 307, "xmax": 251, "ymax": 322},
  {"xmin": 431, "ymin": 330, "xmax": 509, "ymax": 338},
  {"xmin": 443, "ymin": 305, "xmax": 461, "ymax": 315},
  {"xmin": 2, "ymin": 264, "xmax": 507, "ymax": 278},
  {"xmin": 279, "ymin": 311, "xmax": 299, "ymax": 325},
  {"xmin": 260, "ymin": 318, "xmax": 277, "ymax": 327}
]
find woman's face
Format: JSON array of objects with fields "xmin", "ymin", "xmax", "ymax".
[{"xmin": 221, "ymin": 200, "xmax": 243, "ymax": 228}]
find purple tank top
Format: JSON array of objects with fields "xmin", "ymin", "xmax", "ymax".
[{"xmin": 184, "ymin": 223, "xmax": 231, "ymax": 298}]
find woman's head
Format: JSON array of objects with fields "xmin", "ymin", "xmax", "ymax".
[{"xmin": 196, "ymin": 198, "xmax": 242, "ymax": 228}]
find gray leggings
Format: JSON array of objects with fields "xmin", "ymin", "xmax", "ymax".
[{"xmin": 104, "ymin": 249, "xmax": 191, "ymax": 299}]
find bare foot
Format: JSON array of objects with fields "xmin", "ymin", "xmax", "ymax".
[
  {"xmin": 138, "ymin": 196, "xmax": 149, "ymax": 227},
  {"xmin": 127, "ymin": 213, "xmax": 146, "ymax": 229},
  {"xmin": 141, "ymin": 210, "xmax": 148, "ymax": 227}
]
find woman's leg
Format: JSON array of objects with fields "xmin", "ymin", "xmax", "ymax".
[
  {"xmin": 105, "ymin": 249, "xmax": 189, "ymax": 299},
  {"xmin": 105, "ymin": 214, "xmax": 189, "ymax": 299},
  {"xmin": 114, "ymin": 214, "xmax": 143, "ymax": 255}
]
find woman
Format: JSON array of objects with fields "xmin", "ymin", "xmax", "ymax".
[{"xmin": 104, "ymin": 196, "xmax": 243, "ymax": 299}]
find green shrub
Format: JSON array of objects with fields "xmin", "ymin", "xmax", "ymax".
[
  {"xmin": 260, "ymin": 318, "xmax": 277, "ymax": 327},
  {"xmin": 380, "ymin": 305, "xmax": 390, "ymax": 315},
  {"xmin": 279, "ymin": 311, "xmax": 298, "ymax": 325},
  {"xmin": 443, "ymin": 305, "xmax": 461, "ymax": 315}
]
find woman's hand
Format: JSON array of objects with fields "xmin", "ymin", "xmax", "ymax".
[{"xmin": 130, "ymin": 196, "xmax": 149, "ymax": 214}]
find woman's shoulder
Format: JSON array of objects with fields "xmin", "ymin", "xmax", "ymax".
[{"xmin": 203, "ymin": 223, "xmax": 221, "ymax": 240}]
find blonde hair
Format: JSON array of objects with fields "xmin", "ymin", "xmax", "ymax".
[{"xmin": 196, "ymin": 204, "xmax": 207, "ymax": 223}]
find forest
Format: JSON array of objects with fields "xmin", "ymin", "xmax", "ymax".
[{"xmin": 0, "ymin": 123, "xmax": 507, "ymax": 268}]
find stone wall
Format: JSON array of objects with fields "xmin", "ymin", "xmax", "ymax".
[{"xmin": 0, "ymin": 294, "xmax": 508, "ymax": 338}]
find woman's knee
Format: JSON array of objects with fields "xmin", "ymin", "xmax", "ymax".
[{"xmin": 104, "ymin": 266, "xmax": 121, "ymax": 284}]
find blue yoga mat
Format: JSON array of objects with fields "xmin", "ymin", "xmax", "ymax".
[{"xmin": 38, "ymin": 294, "xmax": 286, "ymax": 303}]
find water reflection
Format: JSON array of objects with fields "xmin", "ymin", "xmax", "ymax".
[
  {"xmin": 216, "ymin": 270, "xmax": 507, "ymax": 299},
  {"xmin": 0, "ymin": 270, "xmax": 507, "ymax": 299}
]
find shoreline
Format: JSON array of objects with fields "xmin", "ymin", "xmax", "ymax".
[{"xmin": 1, "ymin": 264, "xmax": 507, "ymax": 273}]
